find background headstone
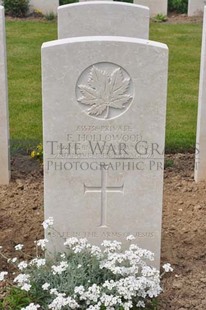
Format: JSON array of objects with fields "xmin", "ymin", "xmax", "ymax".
[
  {"xmin": 42, "ymin": 36, "xmax": 168, "ymax": 267},
  {"xmin": 30, "ymin": 0, "xmax": 58, "ymax": 15},
  {"xmin": 133, "ymin": 0, "xmax": 167, "ymax": 17},
  {"xmin": 58, "ymin": 2, "xmax": 149, "ymax": 39},
  {"xmin": 195, "ymin": 6, "xmax": 206, "ymax": 182},
  {"xmin": 0, "ymin": 6, "xmax": 10, "ymax": 185},
  {"xmin": 188, "ymin": 0, "xmax": 206, "ymax": 16}
]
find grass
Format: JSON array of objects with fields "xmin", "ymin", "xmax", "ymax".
[
  {"xmin": 6, "ymin": 19, "xmax": 57, "ymax": 153},
  {"xmin": 150, "ymin": 22, "xmax": 202, "ymax": 152},
  {"xmin": 5, "ymin": 19, "xmax": 202, "ymax": 153}
]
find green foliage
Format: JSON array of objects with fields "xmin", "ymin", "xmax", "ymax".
[
  {"xmin": 0, "ymin": 234, "xmax": 165, "ymax": 309},
  {"xmin": 3, "ymin": 0, "xmax": 30, "ymax": 17},
  {"xmin": 32, "ymin": 9, "xmax": 44, "ymax": 18},
  {"xmin": 44, "ymin": 12, "xmax": 57, "ymax": 21},
  {"xmin": 164, "ymin": 159, "xmax": 174, "ymax": 168},
  {"xmin": 59, "ymin": 0, "xmax": 78, "ymax": 5},
  {"xmin": 152, "ymin": 14, "xmax": 168, "ymax": 23},
  {"xmin": 0, "ymin": 287, "xmax": 31, "ymax": 310},
  {"xmin": 114, "ymin": 0, "xmax": 133, "ymax": 3},
  {"xmin": 28, "ymin": 252, "xmax": 114, "ymax": 305},
  {"xmin": 168, "ymin": 0, "xmax": 188, "ymax": 13},
  {"xmin": 31, "ymin": 143, "xmax": 43, "ymax": 162}
]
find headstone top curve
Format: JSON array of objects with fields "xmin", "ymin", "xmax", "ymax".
[
  {"xmin": 42, "ymin": 36, "xmax": 168, "ymax": 51},
  {"xmin": 58, "ymin": 1, "xmax": 150, "ymax": 11}
]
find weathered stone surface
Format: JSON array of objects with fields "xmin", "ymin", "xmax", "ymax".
[
  {"xmin": 42, "ymin": 36, "xmax": 168, "ymax": 267},
  {"xmin": 195, "ymin": 6, "xmax": 206, "ymax": 182},
  {"xmin": 30, "ymin": 0, "xmax": 58, "ymax": 14},
  {"xmin": 188, "ymin": 0, "xmax": 205, "ymax": 16},
  {"xmin": 0, "ymin": 6, "xmax": 10, "ymax": 185},
  {"xmin": 133, "ymin": 0, "xmax": 167, "ymax": 16},
  {"xmin": 58, "ymin": 2, "xmax": 149, "ymax": 39}
]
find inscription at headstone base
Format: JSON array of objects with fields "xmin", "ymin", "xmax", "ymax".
[
  {"xmin": 42, "ymin": 36, "xmax": 168, "ymax": 267},
  {"xmin": 0, "ymin": 6, "xmax": 10, "ymax": 185}
]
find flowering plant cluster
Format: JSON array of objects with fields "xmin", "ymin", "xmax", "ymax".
[
  {"xmin": 0, "ymin": 219, "xmax": 173, "ymax": 310},
  {"xmin": 30, "ymin": 143, "xmax": 43, "ymax": 162}
]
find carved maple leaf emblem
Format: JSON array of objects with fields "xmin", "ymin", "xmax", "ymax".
[{"xmin": 77, "ymin": 66, "xmax": 132, "ymax": 119}]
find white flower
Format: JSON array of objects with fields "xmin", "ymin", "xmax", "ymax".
[
  {"xmin": 87, "ymin": 305, "xmax": 101, "ymax": 310},
  {"xmin": 100, "ymin": 293, "xmax": 121, "ymax": 307},
  {"xmin": 64, "ymin": 237, "xmax": 89, "ymax": 253},
  {"xmin": 0, "ymin": 271, "xmax": 8, "ymax": 281},
  {"xmin": 29, "ymin": 258, "xmax": 46, "ymax": 268},
  {"xmin": 21, "ymin": 303, "xmax": 40, "ymax": 310},
  {"xmin": 50, "ymin": 288, "xmax": 58, "ymax": 296},
  {"xmin": 35, "ymin": 258, "xmax": 46, "ymax": 268},
  {"xmin": 162, "ymin": 263, "xmax": 173, "ymax": 272},
  {"xmin": 42, "ymin": 217, "xmax": 54, "ymax": 230},
  {"xmin": 18, "ymin": 261, "xmax": 28, "ymax": 271},
  {"xmin": 74, "ymin": 285, "xmax": 85, "ymax": 295},
  {"xmin": 10, "ymin": 236, "xmax": 166, "ymax": 309},
  {"xmin": 21, "ymin": 283, "xmax": 31, "ymax": 291},
  {"xmin": 11, "ymin": 257, "xmax": 18, "ymax": 263},
  {"xmin": 64, "ymin": 237, "xmax": 79, "ymax": 247},
  {"xmin": 0, "ymin": 246, "xmax": 2, "ymax": 250},
  {"xmin": 15, "ymin": 244, "xmax": 24, "ymax": 251},
  {"xmin": 52, "ymin": 261, "xmax": 68, "ymax": 275},
  {"xmin": 103, "ymin": 280, "xmax": 116, "ymax": 290},
  {"xmin": 48, "ymin": 294, "xmax": 79, "ymax": 309},
  {"xmin": 42, "ymin": 282, "xmax": 50, "ymax": 290},
  {"xmin": 60, "ymin": 253, "xmax": 66, "ymax": 259},
  {"xmin": 101, "ymin": 240, "xmax": 122, "ymax": 253},
  {"xmin": 14, "ymin": 273, "xmax": 30, "ymax": 286},
  {"xmin": 35, "ymin": 238, "xmax": 49, "ymax": 250},
  {"xmin": 90, "ymin": 245, "xmax": 102, "ymax": 258},
  {"xmin": 136, "ymin": 300, "xmax": 145, "ymax": 308},
  {"xmin": 142, "ymin": 266, "xmax": 158, "ymax": 277},
  {"xmin": 126, "ymin": 235, "xmax": 135, "ymax": 241},
  {"xmin": 81, "ymin": 284, "xmax": 101, "ymax": 303}
]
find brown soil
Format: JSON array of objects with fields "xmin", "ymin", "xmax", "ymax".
[
  {"xmin": 0, "ymin": 154, "xmax": 206, "ymax": 309},
  {"xmin": 166, "ymin": 13, "xmax": 203, "ymax": 24}
]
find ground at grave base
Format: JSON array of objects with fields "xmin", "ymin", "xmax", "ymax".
[
  {"xmin": 5, "ymin": 12, "xmax": 203, "ymax": 24},
  {"xmin": 0, "ymin": 154, "xmax": 206, "ymax": 309}
]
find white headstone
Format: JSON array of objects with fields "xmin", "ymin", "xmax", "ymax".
[
  {"xmin": 188, "ymin": 0, "xmax": 206, "ymax": 16},
  {"xmin": 195, "ymin": 6, "xmax": 206, "ymax": 182},
  {"xmin": 133, "ymin": 0, "xmax": 167, "ymax": 17},
  {"xmin": 42, "ymin": 36, "xmax": 168, "ymax": 267},
  {"xmin": 30, "ymin": 0, "xmax": 58, "ymax": 15},
  {"xmin": 0, "ymin": 6, "xmax": 10, "ymax": 185},
  {"xmin": 58, "ymin": 2, "xmax": 149, "ymax": 39}
]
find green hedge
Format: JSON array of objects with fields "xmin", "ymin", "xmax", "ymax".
[
  {"xmin": 3, "ymin": 0, "xmax": 30, "ymax": 17},
  {"xmin": 168, "ymin": 0, "xmax": 188, "ymax": 13},
  {"xmin": 59, "ymin": 0, "xmax": 133, "ymax": 4},
  {"xmin": 59, "ymin": 0, "xmax": 188, "ymax": 12},
  {"xmin": 59, "ymin": 0, "xmax": 78, "ymax": 4}
]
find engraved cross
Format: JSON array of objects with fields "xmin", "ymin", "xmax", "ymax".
[{"xmin": 84, "ymin": 169, "xmax": 124, "ymax": 228}]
